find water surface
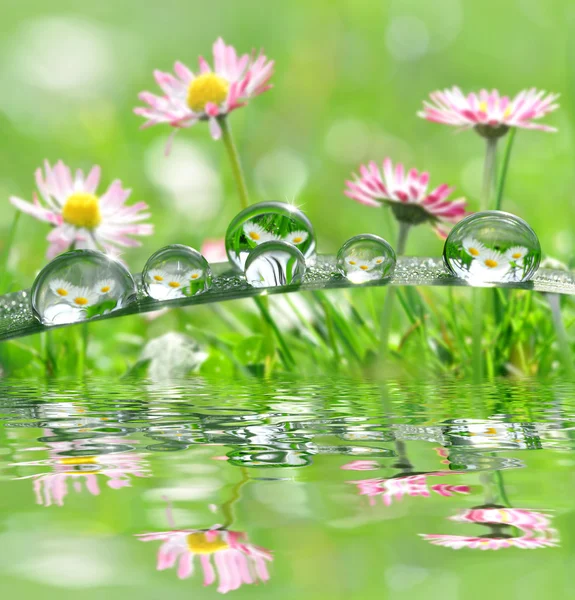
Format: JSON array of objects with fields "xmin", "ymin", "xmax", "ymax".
[{"xmin": 0, "ymin": 378, "xmax": 572, "ymax": 598}]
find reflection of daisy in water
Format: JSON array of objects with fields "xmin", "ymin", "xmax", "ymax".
[
  {"xmin": 13, "ymin": 435, "xmax": 150, "ymax": 507},
  {"xmin": 189, "ymin": 269, "xmax": 203, "ymax": 281},
  {"xmin": 284, "ymin": 230, "xmax": 308, "ymax": 245},
  {"xmin": 420, "ymin": 506, "xmax": 559, "ymax": 550},
  {"xmin": 137, "ymin": 528, "xmax": 272, "ymax": 593},
  {"xmin": 345, "ymin": 256, "xmax": 373, "ymax": 272},
  {"xmin": 461, "ymin": 237, "xmax": 486, "ymax": 259},
  {"xmin": 243, "ymin": 221, "xmax": 276, "ymax": 244},
  {"xmin": 506, "ymin": 246, "xmax": 528, "ymax": 264}
]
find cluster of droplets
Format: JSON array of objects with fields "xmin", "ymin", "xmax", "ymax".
[{"xmin": 29, "ymin": 203, "xmax": 543, "ymax": 325}]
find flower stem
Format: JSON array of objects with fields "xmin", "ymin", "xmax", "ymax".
[
  {"xmin": 379, "ymin": 221, "xmax": 411, "ymax": 362},
  {"xmin": 481, "ymin": 137, "xmax": 498, "ymax": 212},
  {"xmin": 494, "ymin": 128, "xmax": 517, "ymax": 211},
  {"xmin": 472, "ymin": 288, "xmax": 483, "ymax": 382},
  {"xmin": 546, "ymin": 293, "xmax": 574, "ymax": 377},
  {"xmin": 221, "ymin": 468, "xmax": 250, "ymax": 529},
  {"xmin": 219, "ymin": 116, "xmax": 249, "ymax": 211}
]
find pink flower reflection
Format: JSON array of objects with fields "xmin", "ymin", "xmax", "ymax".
[
  {"xmin": 13, "ymin": 436, "xmax": 150, "ymax": 506},
  {"xmin": 421, "ymin": 506, "xmax": 559, "ymax": 550},
  {"xmin": 349, "ymin": 473, "xmax": 470, "ymax": 506},
  {"xmin": 341, "ymin": 460, "xmax": 379, "ymax": 471},
  {"xmin": 420, "ymin": 533, "xmax": 557, "ymax": 550},
  {"xmin": 452, "ymin": 507, "xmax": 552, "ymax": 531},
  {"xmin": 137, "ymin": 528, "xmax": 272, "ymax": 593}
]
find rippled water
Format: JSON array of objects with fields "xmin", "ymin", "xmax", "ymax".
[{"xmin": 0, "ymin": 378, "xmax": 573, "ymax": 598}]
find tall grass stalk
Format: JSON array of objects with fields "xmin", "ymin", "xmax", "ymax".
[{"xmin": 379, "ymin": 221, "xmax": 410, "ymax": 364}]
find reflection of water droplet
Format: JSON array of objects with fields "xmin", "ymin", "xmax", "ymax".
[
  {"xmin": 142, "ymin": 245, "xmax": 211, "ymax": 300},
  {"xmin": 443, "ymin": 211, "xmax": 541, "ymax": 285},
  {"xmin": 337, "ymin": 234, "xmax": 396, "ymax": 284},
  {"xmin": 31, "ymin": 250, "xmax": 136, "ymax": 325},
  {"xmin": 244, "ymin": 241, "xmax": 306, "ymax": 288},
  {"xmin": 225, "ymin": 201, "xmax": 315, "ymax": 271}
]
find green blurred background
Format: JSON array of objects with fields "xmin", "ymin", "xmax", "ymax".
[{"xmin": 2, "ymin": 0, "xmax": 573, "ymax": 275}]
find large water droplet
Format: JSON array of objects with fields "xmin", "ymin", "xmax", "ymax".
[
  {"xmin": 337, "ymin": 234, "xmax": 396, "ymax": 283},
  {"xmin": 142, "ymin": 245, "xmax": 212, "ymax": 300},
  {"xmin": 31, "ymin": 250, "xmax": 136, "ymax": 325},
  {"xmin": 443, "ymin": 211, "xmax": 541, "ymax": 284},
  {"xmin": 244, "ymin": 241, "xmax": 306, "ymax": 288},
  {"xmin": 225, "ymin": 201, "xmax": 315, "ymax": 271}
]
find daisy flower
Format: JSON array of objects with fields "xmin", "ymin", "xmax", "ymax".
[
  {"xmin": 461, "ymin": 237, "xmax": 486, "ymax": 259},
  {"xmin": 344, "ymin": 159, "xmax": 467, "ymax": 238},
  {"xmin": 146, "ymin": 270, "xmax": 191, "ymax": 300},
  {"xmin": 284, "ymin": 230, "xmax": 308, "ymax": 245},
  {"xmin": 418, "ymin": 87, "xmax": 560, "ymax": 136},
  {"xmin": 96, "ymin": 280, "xmax": 115, "ymax": 295},
  {"xmin": 243, "ymin": 221, "xmax": 277, "ymax": 244},
  {"xmin": 68, "ymin": 286, "xmax": 100, "ymax": 309},
  {"xmin": 49, "ymin": 279, "xmax": 74, "ymax": 299},
  {"xmin": 469, "ymin": 248, "xmax": 511, "ymax": 280},
  {"xmin": 135, "ymin": 37, "xmax": 274, "ymax": 141},
  {"xmin": 136, "ymin": 528, "xmax": 272, "ymax": 593},
  {"xmin": 10, "ymin": 160, "xmax": 153, "ymax": 259},
  {"xmin": 189, "ymin": 269, "xmax": 203, "ymax": 281},
  {"xmin": 506, "ymin": 246, "xmax": 528, "ymax": 264}
]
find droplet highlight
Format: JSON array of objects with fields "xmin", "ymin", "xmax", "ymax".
[
  {"xmin": 244, "ymin": 241, "xmax": 306, "ymax": 288},
  {"xmin": 443, "ymin": 211, "xmax": 541, "ymax": 284},
  {"xmin": 225, "ymin": 201, "xmax": 315, "ymax": 271},
  {"xmin": 337, "ymin": 234, "xmax": 396, "ymax": 284},
  {"xmin": 31, "ymin": 250, "xmax": 136, "ymax": 325},
  {"xmin": 142, "ymin": 245, "xmax": 212, "ymax": 300}
]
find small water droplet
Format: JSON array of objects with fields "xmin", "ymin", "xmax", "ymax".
[
  {"xmin": 31, "ymin": 250, "xmax": 136, "ymax": 325},
  {"xmin": 337, "ymin": 234, "xmax": 396, "ymax": 283},
  {"xmin": 443, "ymin": 211, "xmax": 541, "ymax": 284},
  {"xmin": 142, "ymin": 245, "xmax": 212, "ymax": 300},
  {"xmin": 226, "ymin": 201, "xmax": 315, "ymax": 271},
  {"xmin": 244, "ymin": 241, "xmax": 306, "ymax": 288}
]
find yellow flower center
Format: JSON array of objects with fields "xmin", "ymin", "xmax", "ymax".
[
  {"xmin": 191, "ymin": 273, "xmax": 200, "ymax": 280},
  {"xmin": 469, "ymin": 247, "xmax": 480, "ymax": 257},
  {"xmin": 359, "ymin": 265, "xmax": 369, "ymax": 271},
  {"xmin": 348, "ymin": 260, "xmax": 357, "ymax": 266},
  {"xmin": 186, "ymin": 532, "xmax": 229, "ymax": 554},
  {"xmin": 59, "ymin": 456, "xmax": 98, "ymax": 466},
  {"xmin": 56, "ymin": 288, "xmax": 68, "ymax": 297},
  {"xmin": 186, "ymin": 73, "xmax": 230, "ymax": 112},
  {"xmin": 74, "ymin": 297, "xmax": 90, "ymax": 306},
  {"xmin": 512, "ymin": 252, "xmax": 522, "ymax": 259},
  {"xmin": 100, "ymin": 285, "xmax": 111, "ymax": 293},
  {"xmin": 168, "ymin": 281, "xmax": 181, "ymax": 288},
  {"xmin": 374, "ymin": 259, "xmax": 383, "ymax": 264},
  {"xmin": 479, "ymin": 101, "xmax": 488, "ymax": 113},
  {"xmin": 153, "ymin": 275, "xmax": 164, "ymax": 282},
  {"xmin": 484, "ymin": 259, "xmax": 498, "ymax": 268},
  {"xmin": 62, "ymin": 193, "xmax": 102, "ymax": 229},
  {"xmin": 292, "ymin": 236, "xmax": 303, "ymax": 244},
  {"xmin": 249, "ymin": 231, "xmax": 260, "ymax": 241}
]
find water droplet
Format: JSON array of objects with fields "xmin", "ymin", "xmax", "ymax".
[
  {"xmin": 31, "ymin": 250, "xmax": 136, "ymax": 325},
  {"xmin": 337, "ymin": 234, "xmax": 396, "ymax": 283},
  {"xmin": 244, "ymin": 241, "xmax": 306, "ymax": 288},
  {"xmin": 225, "ymin": 201, "xmax": 315, "ymax": 271},
  {"xmin": 142, "ymin": 245, "xmax": 212, "ymax": 300},
  {"xmin": 443, "ymin": 211, "xmax": 541, "ymax": 284}
]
